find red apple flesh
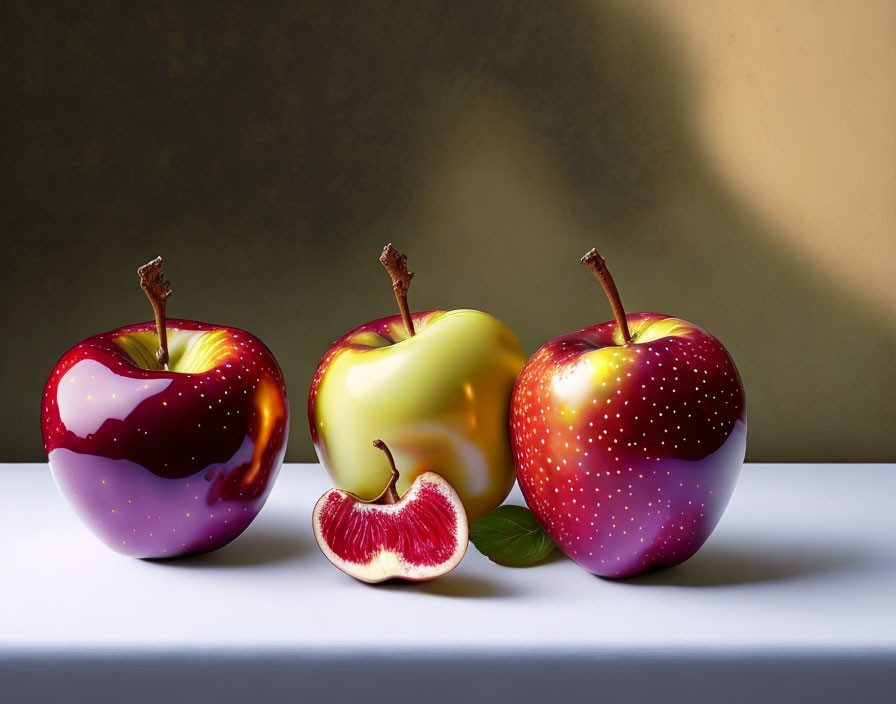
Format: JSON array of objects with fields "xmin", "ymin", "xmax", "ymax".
[{"xmin": 313, "ymin": 440, "xmax": 468, "ymax": 583}]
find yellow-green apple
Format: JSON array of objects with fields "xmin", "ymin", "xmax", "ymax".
[
  {"xmin": 511, "ymin": 249, "xmax": 746, "ymax": 578},
  {"xmin": 41, "ymin": 257, "xmax": 289, "ymax": 558},
  {"xmin": 308, "ymin": 245, "xmax": 525, "ymax": 522}
]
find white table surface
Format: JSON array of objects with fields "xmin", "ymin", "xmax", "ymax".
[{"xmin": 2, "ymin": 463, "xmax": 894, "ymax": 703}]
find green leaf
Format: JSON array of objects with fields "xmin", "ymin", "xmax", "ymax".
[{"xmin": 470, "ymin": 505, "xmax": 556, "ymax": 567}]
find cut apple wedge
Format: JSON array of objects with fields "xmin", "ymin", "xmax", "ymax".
[{"xmin": 312, "ymin": 440, "xmax": 469, "ymax": 583}]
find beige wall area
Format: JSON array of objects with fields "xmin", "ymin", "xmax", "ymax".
[
  {"xmin": 4, "ymin": 1, "xmax": 895, "ymax": 461},
  {"xmin": 654, "ymin": 1, "xmax": 896, "ymax": 323},
  {"xmin": 661, "ymin": 1, "xmax": 896, "ymax": 458}
]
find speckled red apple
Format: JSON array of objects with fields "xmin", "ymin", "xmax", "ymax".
[{"xmin": 511, "ymin": 249, "xmax": 746, "ymax": 578}]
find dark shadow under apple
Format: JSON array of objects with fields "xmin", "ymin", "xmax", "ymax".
[
  {"xmin": 376, "ymin": 572, "xmax": 516, "ymax": 599},
  {"xmin": 614, "ymin": 541, "xmax": 864, "ymax": 588},
  {"xmin": 521, "ymin": 549, "xmax": 569, "ymax": 568},
  {"xmin": 143, "ymin": 525, "xmax": 310, "ymax": 569}
]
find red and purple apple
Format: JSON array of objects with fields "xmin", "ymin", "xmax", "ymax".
[
  {"xmin": 41, "ymin": 257, "xmax": 289, "ymax": 558},
  {"xmin": 511, "ymin": 249, "xmax": 746, "ymax": 578}
]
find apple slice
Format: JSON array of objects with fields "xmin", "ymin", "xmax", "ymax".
[{"xmin": 313, "ymin": 440, "xmax": 468, "ymax": 583}]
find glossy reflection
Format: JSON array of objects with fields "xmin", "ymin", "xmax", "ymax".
[
  {"xmin": 41, "ymin": 319, "xmax": 289, "ymax": 558},
  {"xmin": 512, "ymin": 313, "xmax": 747, "ymax": 578},
  {"xmin": 308, "ymin": 310, "xmax": 526, "ymax": 522}
]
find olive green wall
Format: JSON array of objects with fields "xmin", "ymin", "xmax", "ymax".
[{"xmin": 4, "ymin": 1, "xmax": 894, "ymax": 462}]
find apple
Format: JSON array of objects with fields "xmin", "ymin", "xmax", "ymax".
[
  {"xmin": 41, "ymin": 257, "xmax": 290, "ymax": 558},
  {"xmin": 511, "ymin": 249, "xmax": 746, "ymax": 578},
  {"xmin": 308, "ymin": 245, "xmax": 525, "ymax": 522}
]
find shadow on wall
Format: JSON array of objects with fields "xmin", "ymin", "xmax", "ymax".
[{"xmin": 5, "ymin": 1, "xmax": 894, "ymax": 461}]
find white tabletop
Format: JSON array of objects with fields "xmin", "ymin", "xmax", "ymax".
[{"xmin": 2, "ymin": 463, "xmax": 894, "ymax": 703}]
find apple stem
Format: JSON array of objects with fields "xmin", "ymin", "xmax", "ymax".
[
  {"xmin": 137, "ymin": 256, "xmax": 173, "ymax": 369},
  {"xmin": 581, "ymin": 248, "xmax": 633, "ymax": 345},
  {"xmin": 379, "ymin": 244, "xmax": 416, "ymax": 337},
  {"xmin": 372, "ymin": 439, "xmax": 401, "ymax": 505}
]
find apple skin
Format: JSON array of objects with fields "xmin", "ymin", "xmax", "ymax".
[
  {"xmin": 308, "ymin": 309, "xmax": 526, "ymax": 522},
  {"xmin": 41, "ymin": 318, "xmax": 290, "ymax": 558},
  {"xmin": 511, "ymin": 312, "xmax": 746, "ymax": 578}
]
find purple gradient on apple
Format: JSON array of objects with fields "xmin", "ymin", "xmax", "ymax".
[
  {"xmin": 512, "ymin": 312, "xmax": 746, "ymax": 578},
  {"xmin": 41, "ymin": 319, "xmax": 289, "ymax": 558}
]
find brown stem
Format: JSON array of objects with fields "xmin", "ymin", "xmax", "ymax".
[
  {"xmin": 581, "ymin": 248, "xmax": 633, "ymax": 345},
  {"xmin": 372, "ymin": 439, "xmax": 401, "ymax": 504},
  {"xmin": 379, "ymin": 243, "xmax": 415, "ymax": 337},
  {"xmin": 137, "ymin": 256, "xmax": 173, "ymax": 368}
]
